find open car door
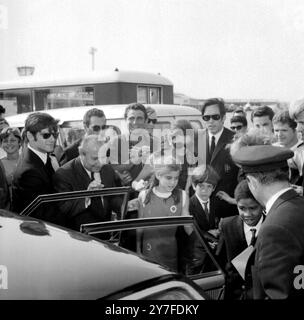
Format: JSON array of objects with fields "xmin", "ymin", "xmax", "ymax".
[{"xmin": 21, "ymin": 187, "xmax": 225, "ymax": 300}]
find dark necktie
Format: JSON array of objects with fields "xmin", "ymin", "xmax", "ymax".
[
  {"xmin": 203, "ymin": 202, "xmax": 209, "ymax": 221},
  {"xmin": 249, "ymin": 228, "xmax": 257, "ymax": 246},
  {"xmin": 45, "ymin": 154, "xmax": 55, "ymax": 178},
  {"xmin": 89, "ymin": 172, "xmax": 105, "ymax": 219},
  {"xmin": 210, "ymin": 136, "xmax": 216, "ymax": 158}
]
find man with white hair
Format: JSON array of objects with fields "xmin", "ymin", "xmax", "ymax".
[{"xmin": 53, "ymin": 134, "xmax": 121, "ymax": 231}]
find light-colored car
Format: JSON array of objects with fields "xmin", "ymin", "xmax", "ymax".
[{"xmin": 5, "ymin": 104, "xmax": 203, "ymax": 148}]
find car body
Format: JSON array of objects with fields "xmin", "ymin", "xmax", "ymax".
[
  {"xmin": 0, "ymin": 210, "xmax": 206, "ymax": 300},
  {"xmin": 5, "ymin": 104, "xmax": 203, "ymax": 147}
]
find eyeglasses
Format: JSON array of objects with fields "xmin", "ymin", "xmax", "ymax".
[
  {"xmin": 230, "ymin": 125, "xmax": 243, "ymax": 131},
  {"xmin": 91, "ymin": 125, "xmax": 106, "ymax": 132},
  {"xmin": 202, "ymin": 114, "xmax": 221, "ymax": 121},
  {"xmin": 40, "ymin": 132, "xmax": 59, "ymax": 139},
  {"xmin": 148, "ymin": 119, "xmax": 157, "ymax": 124}
]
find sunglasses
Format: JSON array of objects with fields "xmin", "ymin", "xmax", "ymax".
[
  {"xmin": 40, "ymin": 132, "xmax": 59, "ymax": 139},
  {"xmin": 148, "ymin": 119, "xmax": 157, "ymax": 124},
  {"xmin": 91, "ymin": 125, "xmax": 106, "ymax": 132},
  {"xmin": 202, "ymin": 114, "xmax": 221, "ymax": 121},
  {"xmin": 230, "ymin": 125, "xmax": 243, "ymax": 131}
]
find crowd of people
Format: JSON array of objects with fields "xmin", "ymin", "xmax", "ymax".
[{"xmin": 1, "ymin": 98, "xmax": 304, "ymax": 300}]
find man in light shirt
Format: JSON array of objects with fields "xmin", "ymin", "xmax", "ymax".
[
  {"xmin": 12, "ymin": 112, "xmax": 60, "ymax": 223},
  {"xmin": 233, "ymin": 145, "xmax": 304, "ymax": 299}
]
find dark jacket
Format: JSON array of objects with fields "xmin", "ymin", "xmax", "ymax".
[
  {"xmin": 12, "ymin": 148, "xmax": 56, "ymax": 222},
  {"xmin": 189, "ymin": 194, "xmax": 219, "ymax": 235},
  {"xmin": 251, "ymin": 189, "xmax": 304, "ymax": 299},
  {"xmin": 58, "ymin": 139, "xmax": 82, "ymax": 166},
  {"xmin": 216, "ymin": 215, "xmax": 253, "ymax": 299},
  {"xmin": 53, "ymin": 157, "xmax": 122, "ymax": 230},
  {"xmin": 206, "ymin": 127, "xmax": 239, "ymax": 218}
]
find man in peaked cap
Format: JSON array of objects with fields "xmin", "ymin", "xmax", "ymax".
[{"xmin": 233, "ymin": 145, "xmax": 304, "ymax": 299}]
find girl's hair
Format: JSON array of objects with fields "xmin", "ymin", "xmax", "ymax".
[{"xmin": 144, "ymin": 155, "xmax": 181, "ymax": 205}]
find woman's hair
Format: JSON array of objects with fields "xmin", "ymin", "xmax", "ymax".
[
  {"xmin": 144, "ymin": 155, "xmax": 181, "ymax": 205},
  {"xmin": 0, "ymin": 127, "xmax": 22, "ymax": 143}
]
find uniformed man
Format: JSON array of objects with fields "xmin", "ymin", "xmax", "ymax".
[{"xmin": 232, "ymin": 145, "xmax": 304, "ymax": 299}]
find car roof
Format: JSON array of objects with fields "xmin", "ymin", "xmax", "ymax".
[
  {"xmin": 6, "ymin": 104, "xmax": 202, "ymax": 127},
  {"xmin": 0, "ymin": 211, "xmax": 173, "ymax": 299}
]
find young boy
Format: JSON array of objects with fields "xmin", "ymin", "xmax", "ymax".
[
  {"xmin": 216, "ymin": 179, "xmax": 264, "ymax": 299},
  {"xmin": 189, "ymin": 164, "xmax": 221, "ymax": 245},
  {"xmin": 183, "ymin": 165, "xmax": 220, "ymax": 275}
]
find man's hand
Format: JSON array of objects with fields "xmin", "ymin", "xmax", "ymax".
[
  {"xmin": 208, "ymin": 229, "xmax": 220, "ymax": 239},
  {"xmin": 127, "ymin": 198, "xmax": 139, "ymax": 211},
  {"xmin": 291, "ymin": 184, "xmax": 303, "ymax": 196},
  {"xmin": 216, "ymin": 191, "xmax": 237, "ymax": 205},
  {"xmin": 132, "ymin": 179, "xmax": 149, "ymax": 191},
  {"xmin": 87, "ymin": 180, "xmax": 104, "ymax": 191},
  {"xmin": 117, "ymin": 170, "xmax": 132, "ymax": 186}
]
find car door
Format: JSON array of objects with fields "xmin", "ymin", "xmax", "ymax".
[
  {"xmin": 20, "ymin": 187, "xmax": 225, "ymax": 300},
  {"xmin": 80, "ymin": 216, "xmax": 226, "ymax": 300}
]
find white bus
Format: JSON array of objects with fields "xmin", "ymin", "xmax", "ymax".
[{"xmin": 0, "ymin": 69, "xmax": 174, "ymax": 116}]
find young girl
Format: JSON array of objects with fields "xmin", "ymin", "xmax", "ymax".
[{"xmin": 137, "ymin": 155, "xmax": 192, "ymax": 272}]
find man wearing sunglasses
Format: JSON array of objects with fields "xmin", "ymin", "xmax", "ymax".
[
  {"xmin": 230, "ymin": 115, "xmax": 248, "ymax": 136},
  {"xmin": 12, "ymin": 112, "xmax": 62, "ymax": 224},
  {"xmin": 202, "ymin": 98, "xmax": 239, "ymax": 219},
  {"xmin": 59, "ymin": 108, "xmax": 107, "ymax": 165}
]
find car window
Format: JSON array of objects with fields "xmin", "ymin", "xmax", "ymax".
[
  {"xmin": 81, "ymin": 216, "xmax": 225, "ymax": 299},
  {"xmin": 19, "ymin": 188, "xmax": 225, "ymax": 300}
]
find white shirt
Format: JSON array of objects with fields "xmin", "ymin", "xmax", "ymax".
[
  {"xmin": 265, "ymin": 187, "xmax": 293, "ymax": 215},
  {"xmin": 243, "ymin": 215, "xmax": 263, "ymax": 246},
  {"xmin": 79, "ymin": 158, "xmax": 103, "ymax": 208},
  {"xmin": 28, "ymin": 145, "xmax": 48, "ymax": 164},
  {"xmin": 28, "ymin": 145, "xmax": 59, "ymax": 170},
  {"xmin": 208, "ymin": 127, "xmax": 224, "ymax": 148},
  {"xmin": 195, "ymin": 194, "xmax": 210, "ymax": 213}
]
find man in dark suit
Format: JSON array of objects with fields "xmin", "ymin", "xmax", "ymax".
[
  {"xmin": 58, "ymin": 108, "xmax": 107, "ymax": 165},
  {"xmin": 233, "ymin": 145, "xmax": 304, "ymax": 299},
  {"xmin": 53, "ymin": 134, "xmax": 122, "ymax": 231},
  {"xmin": 201, "ymin": 98, "xmax": 239, "ymax": 218},
  {"xmin": 216, "ymin": 180, "xmax": 264, "ymax": 300},
  {"xmin": 12, "ymin": 112, "xmax": 60, "ymax": 222}
]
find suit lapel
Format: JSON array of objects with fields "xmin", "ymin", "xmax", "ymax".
[
  {"xmin": 235, "ymin": 216, "xmax": 247, "ymax": 247},
  {"xmin": 74, "ymin": 158, "xmax": 91, "ymax": 188},
  {"xmin": 26, "ymin": 148, "xmax": 50, "ymax": 180},
  {"xmin": 194, "ymin": 196, "xmax": 209, "ymax": 226},
  {"xmin": 211, "ymin": 128, "xmax": 233, "ymax": 163}
]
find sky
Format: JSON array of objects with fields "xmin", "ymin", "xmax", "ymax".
[{"xmin": 1, "ymin": 0, "xmax": 304, "ymax": 101}]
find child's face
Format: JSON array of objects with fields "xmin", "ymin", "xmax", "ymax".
[
  {"xmin": 156, "ymin": 170, "xmax": 180, "ymax": 193},
  {"xmin": 195, "ymin": 182, "xmax": 215, "ymax": 201},
  {"xmin": 237, "ymin": 197, "xmax": 263, "ymax": 227}
]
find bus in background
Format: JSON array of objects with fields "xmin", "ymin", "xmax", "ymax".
[{"xmin": 0, "ymin": 69, "xmax": 174, "ymax": 116}]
